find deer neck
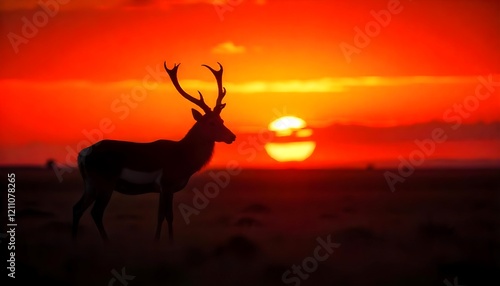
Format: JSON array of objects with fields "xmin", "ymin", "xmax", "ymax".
[{"xmin": 179, "ymin": 126, "xmax": 215, "ymax": 173}]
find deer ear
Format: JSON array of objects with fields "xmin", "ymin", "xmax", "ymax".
[
  {"xmin": 191, "ymin": 109, "xmax": 204, "ymax": 121},
  {"xmin": 214, "ymin": 104, "xmax": 226, "ymax": 114}
]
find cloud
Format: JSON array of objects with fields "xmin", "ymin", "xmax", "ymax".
[
  {"xmin": 0, "ymin": 75, "xmax": 489, "ymax": 94},
  {"xmin": 211, "ymin": 41, "xmax": 246, "ymax": 55}
]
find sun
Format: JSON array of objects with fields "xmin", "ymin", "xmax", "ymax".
[{"xmin": 265, "ymin": 116, "xmax": 316, "ymax": 162}]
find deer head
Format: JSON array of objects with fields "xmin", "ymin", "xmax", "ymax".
[{"xmin": 164, "ymin": 62, "xmax": 236, "ymax": 144}]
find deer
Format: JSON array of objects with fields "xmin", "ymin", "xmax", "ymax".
[{"xmin": 72, "ymin": 62, "xmax": 236, "ymax": 243}]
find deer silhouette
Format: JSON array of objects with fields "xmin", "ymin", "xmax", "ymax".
[{"xmin": 72, "ymin": 62, "xmax": 236, "ymax": 242}]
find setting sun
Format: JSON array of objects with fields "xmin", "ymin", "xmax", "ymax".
[{"xmin": 265, "ymin": 116, "xmax": 316, "ymax": 162}]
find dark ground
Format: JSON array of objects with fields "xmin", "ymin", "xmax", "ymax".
[{"xmin": 0, "ymin": 167, "xmax": 499, "ymax": 286}]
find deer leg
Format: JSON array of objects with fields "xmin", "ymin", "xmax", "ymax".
[
  {"xmin": 155, "ymin": 190, "xmax": 166, "ymax": 241},
  {"xmin": 91, "ymin": 189, "xmax": 113, "ymax": 241},
  {"xmin": 72, "ymin": 182, "xmax": 96, "ymax": 239},
  {"xmin": 166, "ymin": 191, "xmax": 174, "ymax": 244}
]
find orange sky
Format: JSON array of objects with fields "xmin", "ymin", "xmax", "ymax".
[{"xmin": 1, "ymin": 0, "xmax": 499, "ymax": 167}]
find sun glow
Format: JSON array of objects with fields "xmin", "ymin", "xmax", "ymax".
[{"xmin": 265, "ymin": 116, "xmax": 316, "ymax": 162}]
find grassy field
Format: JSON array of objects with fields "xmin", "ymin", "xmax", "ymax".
[{"xmin": 0, "ymin": 167, "xmax": 499, "ymax": 286}]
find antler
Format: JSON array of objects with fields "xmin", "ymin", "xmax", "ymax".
[
  {"xmin": 164, "ymin": 62, "xmax": 212, "ymax": 114},
  {"xmin": 202, "ymin": 62, "xmax": 227, "ymax": 114}
]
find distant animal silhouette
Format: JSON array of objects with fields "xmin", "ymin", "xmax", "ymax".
[{"xmin": 72, "ymin": 62, "xmax": 236, "ymax": 242}]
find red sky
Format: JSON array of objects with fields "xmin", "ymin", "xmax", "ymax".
[{"xmin": 0, "ymin": 0, "xmax": 499, "ymax": 167}]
